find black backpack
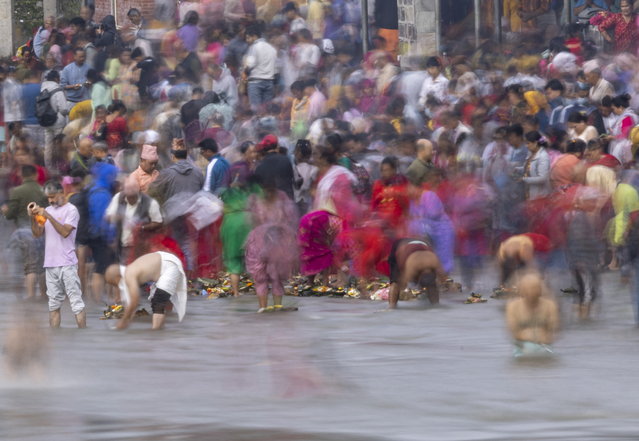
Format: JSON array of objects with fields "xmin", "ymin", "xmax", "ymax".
[{"xmin": 36, "ymin": 87, "xmax": 63, "ymax": 127}]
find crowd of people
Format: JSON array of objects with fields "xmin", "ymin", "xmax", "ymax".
[{"xmin": 3, "ymin": 0, "xmax": 639, "ymax": 350}]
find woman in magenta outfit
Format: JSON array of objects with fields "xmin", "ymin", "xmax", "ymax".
[
  {"xmin": 244, "ymin": 177, "xmax": 299, "ymax": 312},
  {"xmin": 298, "ymin": 145, "xmax": 360, "ymax": 283}
]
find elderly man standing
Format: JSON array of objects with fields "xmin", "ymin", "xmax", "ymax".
[
  {"xmin": 106, "ymin": 177, "xmax": 163, "ymax": 263},
  {"xmin": 30, "ymin": 181, "xmax": 86, "ymax": 328},
  {"xmin": 129, "ymin": 144, "xmax": 160, "ymax": 193},
  {"xmin": 584, "ymin": 60, "xmax": 615, "ymax": 104}
]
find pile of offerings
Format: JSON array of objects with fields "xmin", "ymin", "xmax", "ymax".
[{"xmin": 101, "ymin": 304, "xmax": 150, "ymax": 319}]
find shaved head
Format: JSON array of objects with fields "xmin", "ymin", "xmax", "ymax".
[
  {"xmin": 519, "ymin": 273, "xmax": 543, "ymax": 303},
  {"xmin": 416, "ymin": 139, "xmax": 434, "ymax": 161}
]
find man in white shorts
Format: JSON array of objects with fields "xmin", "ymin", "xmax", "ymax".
[
  {"xmin": 105, "ymin": 251, "xmax": 187, "ymax": 330},
  {"xmin": 31, "ymin": 181, "xmax": 86, "ymax": 328}
]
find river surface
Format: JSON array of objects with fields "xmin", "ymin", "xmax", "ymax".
[{"xmin": 1, "ymin": 265, "xmax": 639, "ymax": 441}]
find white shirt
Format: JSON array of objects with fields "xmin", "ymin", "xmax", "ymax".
[
  {"xmin": 418, "ymin": 73, "xmax": 449, "ymax": 107},
  {"xmin": 294, "ymin": 162, "xmax": 318, "ymax": 204},
  {"xmin": 3, "ymin": 78, "xmax": 23, "ymax": 123},
  {"xmin": 105, "ymin": 193, "xmax": 163, "ymax": 246},
  {"xmin": 211, "ymin": 68, "xmax": 239, "ymax": 108},
  {"xmin": 590, "ymin": 78, "xmax": 615, "ymax": 105},
  {"xmin": 244, "ymin": 38, "xmax": 277, "ymax": 80},
  {"xmin": 294, "ymin": 42, "xmax": 321, "ymax": 69}
]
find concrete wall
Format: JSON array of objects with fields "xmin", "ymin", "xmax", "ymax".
[
  {"xmin": 398, "ymin": 0, "xmax": 437, "ymax": 62},
  {"xmin": 0, "ymin": 0, "xmax": 15, "ymax": 57}
]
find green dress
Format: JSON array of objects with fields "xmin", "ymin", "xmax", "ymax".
[{"xmin": 220, "ymin": 186, "xmax": 254, "ymax": 274}]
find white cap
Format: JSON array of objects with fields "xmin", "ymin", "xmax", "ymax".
[
  {"xmin": 322, "ymin": 39, "xmax": 334, "ymax": 55},
  {"xmin": 144, "ymin": 130, "xmax": 160, "ymax": 144},
  {"xmin": 583, "ymin": 59, "xmax": 600, "ymax": 74}
]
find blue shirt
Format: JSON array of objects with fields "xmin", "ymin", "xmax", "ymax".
[
  {"xmin": 574, "ymin": 0, "xmax": 619, "ymax": 12},
  {"xmin": 203, "ymin": 154, "xmax": 231, "ymax": 196},
  {"xmin": 60, "ymin": 62, "xmax": 90, "ymax": 102},
  {"xmin": 22, "ymin": 83, "xmax": 41, "ymax": 125}
]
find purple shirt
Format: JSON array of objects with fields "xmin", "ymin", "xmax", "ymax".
[
  {"xmin": 177, "ymin": 24, "xmax": 200, "ymax": 52},
  {"xmin": 43, "ymin": 203, "xmax": 79, "ymax": 268}
]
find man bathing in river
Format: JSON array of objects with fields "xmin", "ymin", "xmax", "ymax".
[
  {"xmin": 105, "ymin": 251, "xmax": 187, "ymax": 330},
  {"xmin": 505, "ymin": 273, "xmax": 559, "ymax": 357},
  {"xmin": 388, "ymin": 238, "xmax": 447, "ymax": 309}
]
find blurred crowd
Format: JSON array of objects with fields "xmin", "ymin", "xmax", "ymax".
[{"xmin": 3, "ymin": 0, "xmax": 639, "ymax": 325}]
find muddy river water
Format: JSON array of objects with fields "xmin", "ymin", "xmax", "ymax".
[{"xmin": 1, "ymin": 267, "xmax": 639, "ymax": 441}]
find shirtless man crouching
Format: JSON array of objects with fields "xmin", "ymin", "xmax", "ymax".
[
  {"xmin": 497, "ymin": 233, "xmax": 550, "ymax": 290},
  {"xmin": 388, "ymin": 238, "xmax": 447, "ymax": 309},
  {"xmin": 104, "ymin": 251, "xmax": 187, "ymax": 330}
]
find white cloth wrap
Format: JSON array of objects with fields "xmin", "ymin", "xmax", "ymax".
[{"xmin": 118, "ymin": 251, "xmax": 188, "ymax": 322}]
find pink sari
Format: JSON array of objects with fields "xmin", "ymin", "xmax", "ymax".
[{"xmin": 298, "ymin": 166, "xmax": 360, "ymax": 275}]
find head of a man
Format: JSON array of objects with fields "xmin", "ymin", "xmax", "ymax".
[
  {"xmin": 44, "ymin": 181, "xmax": 65, "ymax": 207},
  {"xmin": 380, "ymin": 156, "xmax": 399, "ymax": 182},
  {"xmin": 416, "ymin": 139, "xmax": 434, "ymax": 162},
  {"xmin": 171, "ymin": 147, "xmax": 188, "ymax": 163},
  {"xmin": 92, "ymin": 141, "xmax": 108, "ymax": 161},
  {"xmin": 139, "ymin": 144, "xmax": 159, "ymax": 174},
  {"xmin": 74, "ymin": 48, "xmax": 86, "ymax": 66},
  {"xmin": 245, "ymin": 26, "xmax": 261, "ymax": 45},
  {"xmin": 44, "ymin": 15, "xmax": 55, "ymax": 30},
  {"xmin": 290, "ymin": 80, "xmax": 305, "ymax": 100},
  {"xmin": 425, "ymin": 56, "xmax": 441, "ymax": 79},
  {"xmin": 199, "ymin": 138, "xmax": 219, "ymax": 161},
  {"xmin": 123, "ymin": 176, "xmax": 140, "ymax": 205},
  {"xmin": 78, "ymin": 137, "xmax": 93, "ymax": 158},
  {"xmin": 506, "ymin": 124, "xmax": 524, "ymax": 147},
  {"xmin": 440, "ymin": 111, "xmax": 459, "ymax": 131},
  {"xmin": 20, "ymin": 164, "xmax": 37, "ymax": 180},
  {"xmin": 283, "ymin": 2, "xmax": 298, "ymax": 20},
  {"xmin": 69, "ymin": 17, "xmax": 86, "ymax": 36},
  {"xmin": 127, "ymin": 8, "xmax": 142, "ymax": 25},
  {"xmin": 544, "ymin": 79, "xmax": 564, "ymax": 102},
  {"xmin": 518, "ymin": 273, "xmax": 543, "ymax": 306},
  {"xmin": 585, "ymin": 67, "xmax": 601, "ymax": 87}
]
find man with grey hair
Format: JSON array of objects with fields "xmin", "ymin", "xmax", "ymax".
[
  {"xmin": 584, "ymin": 61, "xmax": 615, "ymax": 104},
  {"xmin": 30, "ymin": 181, "xmax": 86, "ymax": 328}
]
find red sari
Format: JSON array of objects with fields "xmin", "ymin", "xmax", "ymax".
[{"xmin": 371, "ymin": 174, "xmax": 410, "ymax": 235}]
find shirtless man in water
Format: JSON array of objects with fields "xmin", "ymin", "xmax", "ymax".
[
  {"xmin": 104, "ymin": 251, "xmax": 187, "ymax": 330},
  {"xmin": 505, "ymin": 273, "xmax": 559, "ymax": 351},
  {"xmin": 388, "ymin": 239, "xmax": 447, "ymax": 309}
]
